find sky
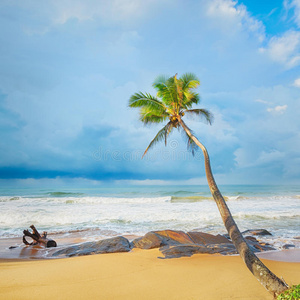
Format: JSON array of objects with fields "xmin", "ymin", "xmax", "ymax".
[{"xmin": 0, "ymin": 0, "xmax": 300, "ymax": 187}]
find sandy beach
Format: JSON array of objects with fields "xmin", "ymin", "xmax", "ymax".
[
  {"xmin": 0, "ymin": 249, "xmax": 299, "ymax": 300},
  {"xmin": 1, "ymin": 185, "xmax": 299, "ymax": 299}
]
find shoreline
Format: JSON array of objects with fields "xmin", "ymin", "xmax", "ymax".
[
  {"xmin": 1, "ymin": 231, "xmax": 299, "ymax": 299},
  {"xmin": 1, "ymin": 247, "xmax": 300, "ymax": 263},
  {"xmin": 1, "ymin": 232, "xmax": 300, "ymax": 262},
  {"xmin": 256, "ymin": 248, "xmax": 300, "ymax": 263},
  {"xmin": 0, "ymin": 233, "xmax": 141, "ymax": 260},
  {"xmin": 0, "ymin": 248, "xmax": 299, "ymax": 300}
]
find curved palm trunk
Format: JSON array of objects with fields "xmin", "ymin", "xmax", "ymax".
[{"xmin": 178, "ymin": 118, "xmax": 288, "ymax": 297}]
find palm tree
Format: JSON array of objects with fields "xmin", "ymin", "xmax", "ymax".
[{"xmin": 128, "ymin": 73, "xmax": 288, "ymax": 297}]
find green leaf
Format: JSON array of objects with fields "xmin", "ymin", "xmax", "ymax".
[
  {"xmin": 139, "ymin": 107, "xmax": 168, "ymax": 124},
  {"xmin": 128, "ymin": 92, "xmax": 166, "ymax": 111},
  {"xmin": 180, "ymin": 73, "xmax": 200, "ymax": 90},
  {"xmin": 153, "ymin": 75, "xmax": 179, "ymax": 110},
  {"xmin": 180, "ymin": 125, "xmax": 198, "ymax": 156},
  {"xmin": 142, "ymin": 122, "xmax": 173, "ymax": 157},
  {"xmin": 182, "ymin": 92, "xmax": 200, "ymax": 108},
  {"xmin": 184, "ymin": 109, "xmax": 214, "ymax": 125},
  {"xmin": 277, "ymin": 284, "xmax": 300, "ymax": 300}
]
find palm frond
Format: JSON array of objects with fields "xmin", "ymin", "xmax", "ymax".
[
  {"xmin": 180, "ymin": 73, "xmax": 200, "ymax": 90},
  {"xmin": 184, "ymin": 109, "xmax": 214, "ymax": 125},
  {"xmin": 174, "ymin": 73, "xmax": 184, "ymax": 108},
  {"xmin": 153, "ymin": 75, "xmax": 169, "ymax": 88},
  {"xmin": 180, "ymin": 73, "xmax": 200, "ymax": 110},
  {"xmin": 139, "ymin": 107, "xmax": 169, "ymax": 124},
  {"xmin": 167, "ymin": 75, "xmax": 181, "ymax": 108},
  {"xmin": 179, "ymin": 125, "xmax": 198, "ymax": 156},
  {"xmin": 153, "ymin": 75, "xmax": 171, "ymax": 99},
  {"xmin": 153, "ymin": 75, "xmax": 177, "ymax": 109},
  {"xmin": 182, "ymin": 92, "xmax": 200, "ymax": 108},
  {"xmin": 142, "ymin": 121, "xmax": 173, "ymax": 158},
  {"xmin": 129, "ymin": 92, "xmax": 166, "ymax": 112},
  {"xmin": 165, "ymin": 122, "xmax": 174, "ymax": 145},
  {"xmin": 129, "ymin": 73, "xmax": 214, "ymax": 158}
]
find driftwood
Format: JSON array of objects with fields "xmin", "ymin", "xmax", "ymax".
[{"xmin": 23, "ymin": 225, "xmax": 57, "ymax": 248}]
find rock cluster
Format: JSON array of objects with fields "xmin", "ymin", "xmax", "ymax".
[
  {"xmin": 131, "ymin": 230, "xmax": 275, "ymax": 258},
  {"xmin": 52, "ymin": 236, "xmax": 131, "ymax": 257},
  {"xmin": 52, "ymin": 229, "xmax": 276, "ymax": 259}
]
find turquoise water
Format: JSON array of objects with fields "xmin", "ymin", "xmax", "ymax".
[
  {"xmin": 1, "ymin": 184, "xmax": 299, "ymax": 198},
  {"xmin": 0, "ymin": 185, "xmax": 299, "ymax": 247}
]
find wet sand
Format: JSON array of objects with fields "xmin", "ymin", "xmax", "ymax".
[
  {"xmin": 257, "ymin": 248, "xmax": 300, "ymax": 262},
  {"xmin": 0, "ymin": 233, "xmax": 140, "ymax": 260}
]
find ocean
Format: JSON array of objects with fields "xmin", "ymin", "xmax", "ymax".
[{"xmin": 0, "ymin": 185, "xmax": 299, "ymax": 248}]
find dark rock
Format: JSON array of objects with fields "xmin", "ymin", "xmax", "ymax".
[
  {"xmin": 131, "ymin": 232, "xmax": 164, "ymax": 249},
  {"xmin": 253, "ymin": 244, "xmax": 266, "ymax": 251},
  {"xmin": 261, "ymin": 244, "xmax": 276, "ymax": 251},
  {"xmin": 206, "ymin": 243, "xmax": 237, "ymax": 255},
  {"xmin": 132, "ymin": 230, "xmax": 234, "ymax": 257},
  {"xmin": 294, "ymin": 236, "xmax": 300, "ymax": 240},
  {"xmin": 160, "ymin": 243, "xmax": 237, "ymax": 259},
  {"xmin": 52, "ymin": 236, "xmax": 131, "ymax": 257},
  {"xmin": 282, "ymin": 244, "xmax": 295, "ymax": 249},
  {"xmin": 242, "ymin": 229, "xmax": 272, "ymax": 236},
  {"xmin": 222, "ymin": 234, "xmax": 230, "ymax": 240},
  {"xmin": 224, "ymin": 233, "xmax": 276, "ymax": 252},
  {"xmin": 132, "ymin": 230, "xmax": 244, "ymax": 258},
  {"xmin": 154, "ymin": 230, "xmax": 195, "ymax": 245},
  {"xmin": 244, "ymin": 236, "xmax": 276, "ymax": 252},
  {"xmin": 160, "ymin": 245, "xmax": 212, "ymax": 258},
  {"xmin": 53, "ymin": 244, "xmax": 81, "ymax": 257},
  {"xmin": 260, "ymin": 242, "xmax": 271, "ymax": 246},
  {"xmin": 51, "ymin": 229, "xmax": 277, "ymax": 259},
  {"xmin": 245, "ymin": 236, "xmax": 258, "ymax": 242},
  {"xmin": 188, "ymin": 232, "xmax": 232, "ymax": 245},
  {"xmin": 132, "ymin": 230, "xmax": 194, "ymax": 249}
]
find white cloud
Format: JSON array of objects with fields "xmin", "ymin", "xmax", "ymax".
[
  {"xmin": 1, "ymin": 0, "xmax": 300, "ymax": 184},
  {"xmin": 51, "ymin": 0, "xmax": 165, "ymax": 25},
  {"xmin": 293, "ymin": 77, "xmax": 300, "ymax": 87},
  {"xmin": 256, "ymin": 150, "xmax": 285, "ymax": 165},
  {"xmin": 234, "ymin": 148, "xmax": 253, "ymax": 168},
  {"xmin": 267, "ymin": 105, "xmax": 288, "ymax": 114},
  {"xmin": 259, "ymin": 31, "xmax": 300, "ymax": 68},
  {"xmin": 234, "ymin": 148, "xmax": 285, "ymax": 168},
  {"xmin": 206, "ymin": 0, "xmax": 265, "ymax": 41},
  {"xmin": 255, "ymin": 99, "xmax": 271, "ymax": 104},
  {"xmin": 12, "ymin": 0, "xmax": 169, "ymax": 35},
  {"xmin": 289, "ymin": 0, "xmax": 300, "ymax": 27},
  {"xmin": 207, "ymin": 0, "xmax": 240, "ymax": 18},
  {"xmin": 199, "ymin": 109, "xmax": 238, "ymax": 144}
]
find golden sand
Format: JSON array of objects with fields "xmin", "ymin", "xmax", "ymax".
[{"xmin": 0, "ymin": 249, "xmax": 299, "ymax": 300}]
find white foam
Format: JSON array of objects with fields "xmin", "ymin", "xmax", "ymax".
[
  {"xmin": 226, "ymin": 195, "xmax": 243, "ymax": 201},
  {"xmin": 0, "ymin": 193, "xmax": 299, "ymax": 242},
  {"xmin": 0, "ymin": 196, "xmax": 171, "ymax": 204}
]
